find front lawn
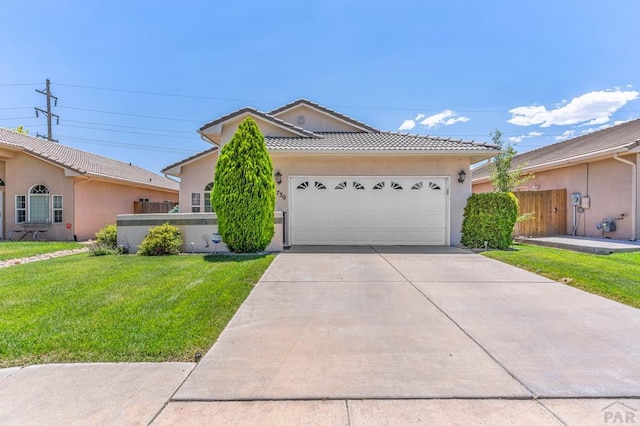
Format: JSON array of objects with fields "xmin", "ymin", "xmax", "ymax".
[
  {"xmin": 0, "ymin": 253, "xmax": 274, "ymax": 367},
  {"xmin": 0, "ymin": 241, "xmax": 85, "ymax": 261},
  {"xmin": 482, "ymin": 243, "xmax": 640, "ymax": 309}
]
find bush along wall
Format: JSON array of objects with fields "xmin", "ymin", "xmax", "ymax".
[{"xmin": 461, "ymin": 192, "xmax": 519, "ymax": 250}]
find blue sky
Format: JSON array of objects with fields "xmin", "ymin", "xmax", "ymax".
[{"xmin": 1, "ymin": 1, "xmax": 639, "ymax": 175}]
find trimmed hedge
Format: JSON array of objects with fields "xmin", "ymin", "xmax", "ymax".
[
  {"xmin": 461, "ymin": 192, "xmax": 518, "ymax": 250},
  {"xmin": 211, "ymin": 117, "xmax": 276, "ymax": 253},
  {"xmin": 94, "ymin": 224, "xmax": 118, "ymax": 249}
]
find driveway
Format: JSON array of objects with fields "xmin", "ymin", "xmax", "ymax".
[{"xmin": 163, "ymin": 246, "xmax": 640, "ymax": 424}]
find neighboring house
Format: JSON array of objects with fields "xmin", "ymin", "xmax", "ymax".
[
  {"xmin": 162, "ymin": 99, "xmax": 499, "ymax": 246},
  {"xmin": 0, "ymin": 128, "xmax": 179, "ymax": 241},
  {"xmin": 472, "ymin": 119, "xmax": 640, "ymax": 241}
]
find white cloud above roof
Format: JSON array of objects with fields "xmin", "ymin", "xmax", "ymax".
[
  {"xmin": 508, "ymin": 131, "xmax": 543, "ymax": 143},
  {"xmin": 398, "ymin": 110, "xmax": 469, "ymax": 131},
  {"xmin": 508, "ymin": 89, "xmax": 639, "ymax": 128},
  {"xmin": 555, "ymin": 130, "xmax": 575, "ymax": 141},
  {"xmin": 398, "ymin": 119, "xmax": 416, "ymax": 131}
]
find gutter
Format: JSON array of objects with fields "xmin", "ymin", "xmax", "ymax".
[{"xmin": 613, "ymin": 153, "xmax": 637, "ymax": 241}]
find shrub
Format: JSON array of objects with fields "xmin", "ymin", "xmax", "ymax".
[
  {"xmin": 211, "ymin": 117, "xmax": 276, "ymax": 253},
  {"xmin": 138, "ymin": 223, "xmax": 182, "ymax": 256},
  {"xmin": 95, "ymin": 224, "xmax": 118, "ymax": 249},
  {"xmin": 461, "ymin": 192, "xmax": 518, "ymax": 250}
]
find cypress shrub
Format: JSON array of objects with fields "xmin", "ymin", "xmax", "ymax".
[
  {"xmin": 211, "ymin": 117, "xmax": 276, "ymax": 253},
  {"xmin": 461, "ymin": 192, "xmax": 518, "ymax": 250}
]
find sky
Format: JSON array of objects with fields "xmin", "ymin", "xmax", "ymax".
[{"xmin": 1, "ymin": 1, "xmax": 639, "ymax": 175}]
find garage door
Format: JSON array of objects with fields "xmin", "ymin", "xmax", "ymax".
[{"xmin": 289, "ymin": 176, "xmax": 448, "ymax": 245}]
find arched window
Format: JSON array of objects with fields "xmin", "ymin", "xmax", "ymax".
[
  {"xmin": 29, "ymin": 184, "xmax": 50, "ymax": 222},
  {"xmin": 204, "ymin": 182, "xmax": 214, "ymax": 212}
]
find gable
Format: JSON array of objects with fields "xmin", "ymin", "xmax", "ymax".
[
  {"xmin": 271, "ymin": 104, "xmax": 365, "ymax": 132},
  {"xmin": 200, "ymin": 111, "xmax": 315, "ymax": 147}
]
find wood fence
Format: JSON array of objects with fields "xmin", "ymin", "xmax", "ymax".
[
  {"xmin": 513, "ymin": 189, "xmax": 566, "ymax": 237},
  {"xmin": 133, "ymin": 201, "xmax": 178, "ymax": 214}
]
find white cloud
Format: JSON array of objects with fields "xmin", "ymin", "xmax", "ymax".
[
  {"xmin": 398, "ymin": 109, "xmax": 469, "ymax": 131},
  {"xmin": 419, "ymin": 110, "xmax": 470, "ymax": 129},
  {"xmin": 398, "ymin": 119, "xmax": 416, "ymax": 131},
  {"xmin": 508, "ymin": 131, "xmax": 544, "ymax": 143},
  {"xmin": 508, "ymin": 89, "xmax": 639, "ymax": 128},
  {"xmin": 555, "ymin": 130, "xmax": 575, "ymax": 141}
]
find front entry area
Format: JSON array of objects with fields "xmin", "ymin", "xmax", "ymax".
[{"xmin": 289, "ymin": 176, "xmax": 449, "ymax": 245}]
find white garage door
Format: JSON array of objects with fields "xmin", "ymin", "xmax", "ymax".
[{"xmin": 289, "ymin": 176, "xmax": 448, "ymax": 245}]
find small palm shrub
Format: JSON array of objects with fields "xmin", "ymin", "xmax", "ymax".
[{"xmin": 138, "ymin": 223, "xmax": 182, "ymax": 256}]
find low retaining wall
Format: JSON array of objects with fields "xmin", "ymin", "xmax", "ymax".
[{"xmin": 116, "ymin": 212, "xmax": 283, "ymax": 253}]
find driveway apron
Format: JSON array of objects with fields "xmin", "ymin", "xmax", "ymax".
[{"xmin": 175, "ymin": 246, "xmax": 640, "ymax": 402}]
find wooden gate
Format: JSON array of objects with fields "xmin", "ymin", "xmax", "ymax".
[
  {"xmin": 133, "ymin": 201, "xmax": 178, "ymax": 214},
  {"xmin": 513, "ymin": 189, "xmax": 566, "ymax": 237}
]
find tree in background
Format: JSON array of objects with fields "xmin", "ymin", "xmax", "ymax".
[
  {"xmin": 12, "ymin": 126, "xmax": 28, "ymax": 134},
  {"xmin": 488, "ymin": 129, "xmax": 533, "ymax": 192},
  {"xmin": 211, "ymin": 117, "xmax": 276, "ymax": 253}
]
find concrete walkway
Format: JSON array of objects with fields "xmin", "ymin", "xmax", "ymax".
[
  {"xmin": 519, "ymin": 235, "xmax": 640, "ymax": 254},
  {"xmin": 2, "ymin": 246, "xmax": 640, "ymax": 424}
]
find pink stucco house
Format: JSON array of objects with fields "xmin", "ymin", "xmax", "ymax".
[
  {"xmin": 472, "ymin": 119, "xmax": 640, "ymax": 241},
  {"xmin": 0, "ymin": 128, "xmax": 179, "ymax": 241},
  {"xmin": 162, "ymin": 99, "xmax": 499, "ymax": 247}
]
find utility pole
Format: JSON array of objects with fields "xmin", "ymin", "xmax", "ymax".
[{"xmin": 35, "ymin": 79, "xmax": 59, "ymax": 142}]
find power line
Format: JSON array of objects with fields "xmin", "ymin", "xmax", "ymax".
[
  {"xmin": 56, "ymin": 105, "xmax": 201, "ymax": 122},
  {"xmin": 57, "ymin": 134, "xmax": 197, "ymax": 154},
  {"xmin": 59, "ymin": 123, "xmax": 196, "ymax": 139},
  {"xmin": 62, "ymin": 119, "xmax": 193, "ymax": 134},
  {"xmin": 0, "ymin": 107, "xmax": 32, "ymax": 111},
  {"xmin": 0, "ymin": 83, "xmax": 39, "ymax": 87}
]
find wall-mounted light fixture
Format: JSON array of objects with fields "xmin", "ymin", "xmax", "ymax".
[
  {"xmin": 275, "ymin": 170, "xmax": 282, "ymax": 185},
  {"xmin": 458, "ymin": 169, "xmax": 467, "ymax": 183}
]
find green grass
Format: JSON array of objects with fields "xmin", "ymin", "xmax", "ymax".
[
  {"xmin": 0, "ymin": 253, "xmax": 274, "ymax": 367},
  {"xmin": 482, "ymin": 243, "xmax": 640, "ymax": 309},
  {"xmin": 0, "ymin": 241, "xmax": 85, "ymax": 261}
]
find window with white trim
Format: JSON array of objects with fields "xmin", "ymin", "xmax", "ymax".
[
  {"xmin": 204, "ymin": 182, "xmax": 214, "ymax": 213},
  {"xmin": 191, "ymin": 192, "xmax": 201, "ymax": 213},
  {"xmin": 29, "ymin": 184, "xmax": 50, "ymax": 222},
  {"xmin": 16, "ymin": 195, "xmax": 26, "ymax": 223},
  {"xmin": 53, "ymin": 195, "xmax": 63, "ymax": 223}
]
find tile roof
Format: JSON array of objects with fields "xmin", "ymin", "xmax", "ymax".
[
  {"xmin": 268, "ymin": 99, "xmax": 379, "ymax": 132},
  {"xmin": 472, "ymin": 118, "xmax": 640, "ymax": 180},
  {"xmin": 0, "ymin": 128, "xmax": 179, "ymax": 191},
  {"xmin": 266, "ymin": 132, "xmax": 499, "ymax": 152},
  {"xmin": 199, "ymin": 106, "xmax": 321, "ymax": 138}
]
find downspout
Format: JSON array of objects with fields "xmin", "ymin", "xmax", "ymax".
[{"xmin": 613, "ymin": 153, "xmax": 637, "ymax": 241}]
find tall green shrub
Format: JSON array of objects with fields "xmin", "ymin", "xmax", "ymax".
[
  {"xmin": 461, "ymin": 192, "xmax": 518, "ymax": 250},
  {"xmin": 211, "ymin": 117, "xmax": 276, "ymax": 253}
]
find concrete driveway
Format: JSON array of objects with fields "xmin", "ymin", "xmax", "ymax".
[{"xmin": 163, "ymin": 246, "xmax": 640, "ymax": 424}]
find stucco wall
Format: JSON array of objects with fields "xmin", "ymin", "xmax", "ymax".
[
  {"xmin": 1, "ymin": 150, "xmax": 75, "ymax": 240},
  {"xmin": 178, "ymin": 151, "xmax": 472, "ymax": 246},
  {"xmin": 178, "ymin": 151, "xmax": 218, "ymax": 212},
  {"xmin": 74, "ymin": 178, "xmax": 178, "ymax": 241},
  {"xmin": 116, "ymin": 212, "xmax": 283, "ymax": 253},
  {"xmin": 472, "ymin": 155, "xmax": 638, "ymax": 240}
]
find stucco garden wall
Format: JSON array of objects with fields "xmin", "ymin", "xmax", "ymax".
[{"xmin": 116, "ymin": 212, "xmax": 283, "ymax": 253}]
